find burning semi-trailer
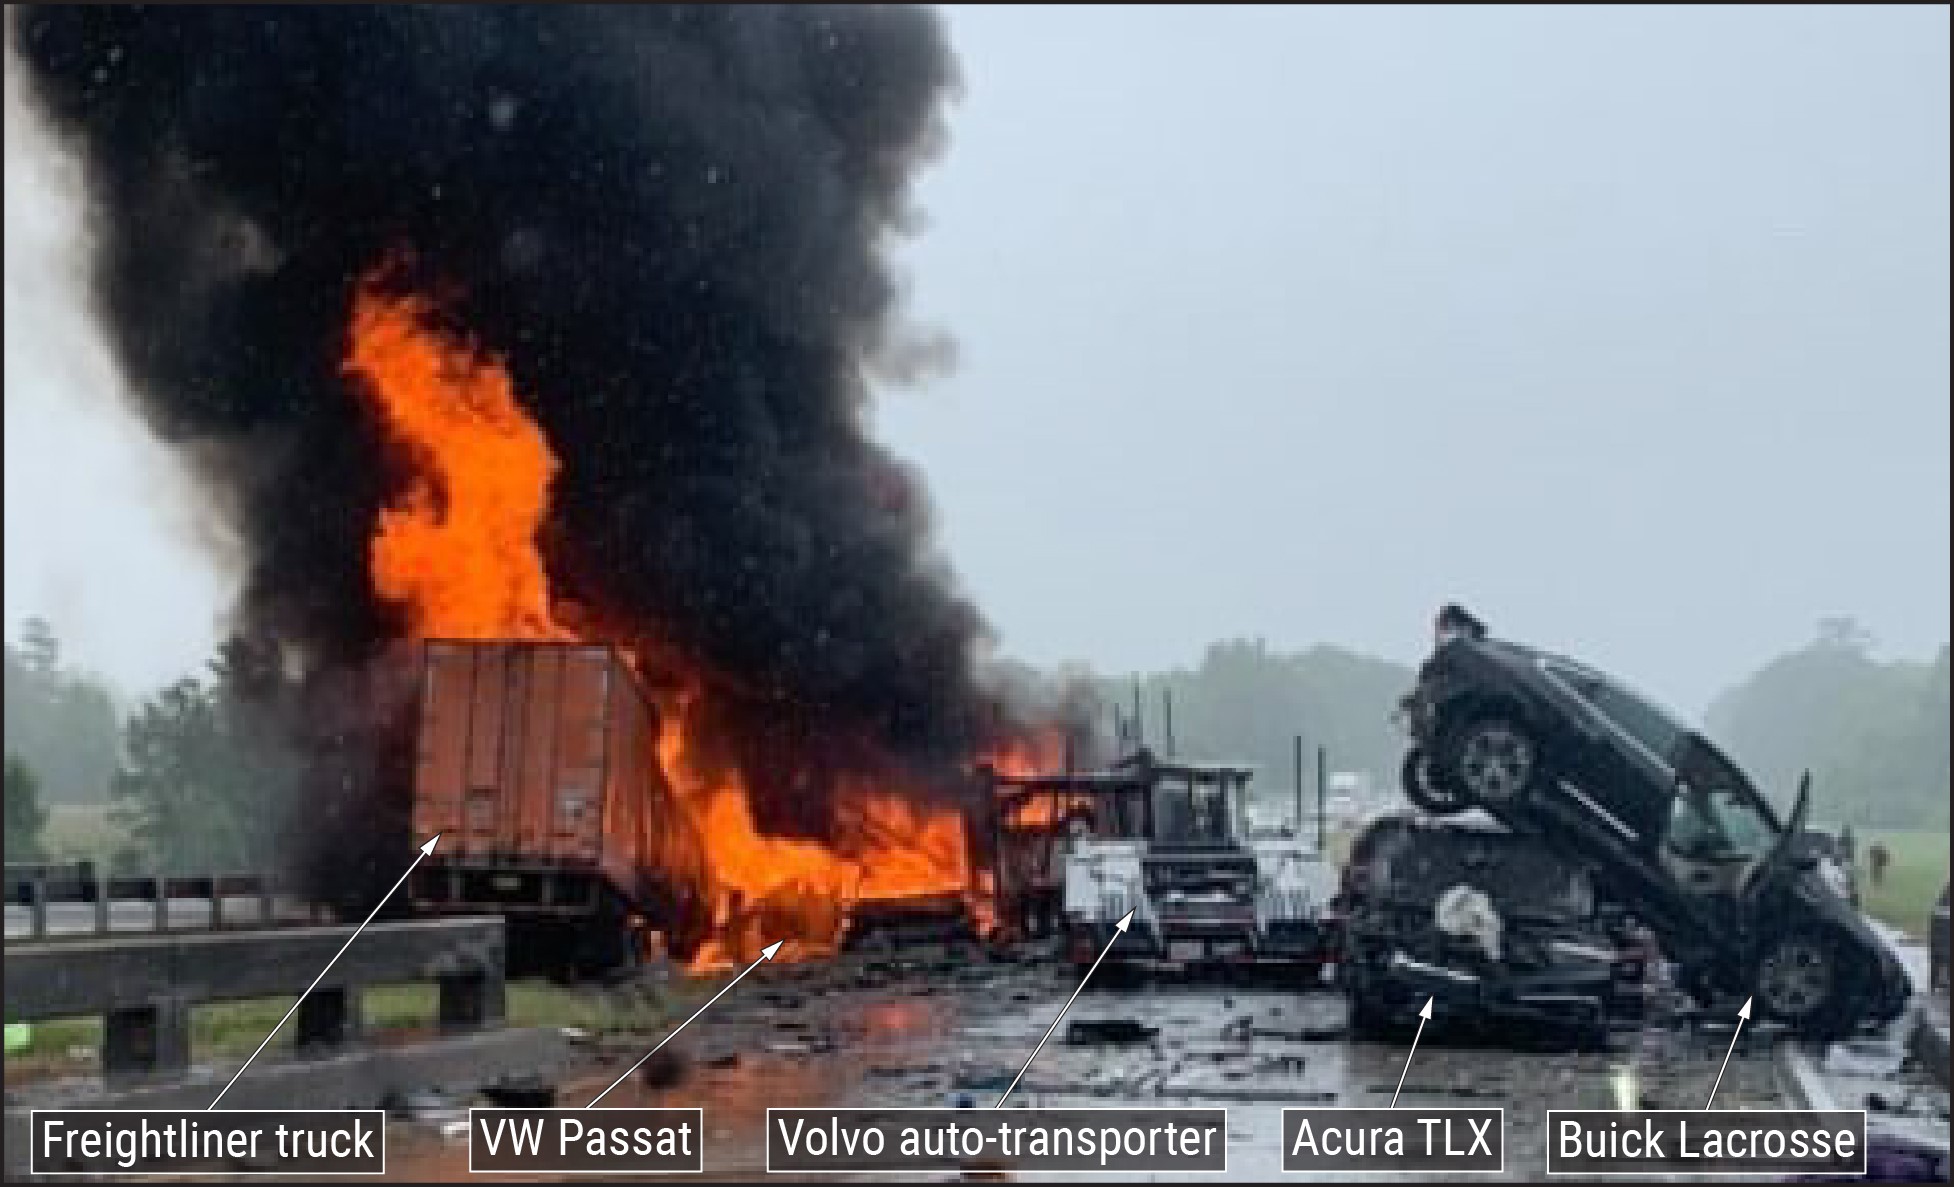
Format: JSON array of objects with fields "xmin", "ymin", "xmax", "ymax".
[{"xmin": 402, "ymin": 638, "xmax": 1004, "ymax": 973}]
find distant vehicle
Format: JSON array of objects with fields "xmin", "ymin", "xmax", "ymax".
[
  {"xmin": 986, "ymin": 748, "xmax": 1337, "ymax": 975},
  {"xmin": 1393, "ymin": 608, "xmax": 1909, "ymax": 1037},
  {"xmin": 1338, "ymin": 811, "xmax": 1644, "ymax": 1047}
]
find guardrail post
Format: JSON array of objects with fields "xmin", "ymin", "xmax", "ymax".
[
  {"xmin": 152, "ymin": 876, "xmax": 168, "ymax": 933},
  {"xmin": 28, "ymin": 868, "xmax": 48, "ymax": 939},
  {"xmin": 260, "ymin": 875, "xmax": 275, "ymax": 928},
  {"xmin": 102, "ymin": 994, "xmax": 192, "ymax": 1081},
  {"xmin": 88, "ymin": 861, "xmax": 109, "ymax": 935},
  {"xmin": 438, "ymin": 969, "xmax": 503, "ymax": 1032},
  {"xmin": 294, "ymin": 985, "xmax": 362, "ymax": 1056}
]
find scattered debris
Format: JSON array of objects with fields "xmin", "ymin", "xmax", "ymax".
[
  {"xmin": 380, "ymin": 1088, "xmax": 454, "ymax": 1118},
  {"xmin": 480, "ymin": 1075, "xmax": 557, "ymax": 1108},
  {"xmin": 1255, "ymin": 1053, "xmax": 1309, "ymax": 1074},
  {"xmin": 638, "ymin": 1048, "xmax": 687, "ymax": 1088},
  {"xmin": 1064, "ymin": 1018, "xmax": 1158, "ymax": 1046},
  {"xmin": 951, "ymin": 1064, "xmax": 1017, "ymax": 1093},
  {"xmin": 1827, "ymin": 1037, "xmax": 1909, "ymax": 1079}
]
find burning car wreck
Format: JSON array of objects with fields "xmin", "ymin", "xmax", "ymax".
[
  {"xmin": 1339, "ymin": 812, "xmax": 1645, "ymax": 1048},
  {"xmin": 1395, "ymin": 607, "xmax": 1909, "ymax": 1038},
  {"xmin": 986, "ymin": 749, "xmax": 1338, "ymax": 976}
]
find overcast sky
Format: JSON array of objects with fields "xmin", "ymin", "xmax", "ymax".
[{"xmin": 6, "ymin": 5, "xmax": 1950, "ymax": 716}]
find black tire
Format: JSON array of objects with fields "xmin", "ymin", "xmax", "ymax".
[
  {"xmin": 1439, "ymin": 714, "xmax": 1541, "ymax": 808},
  {"xmin": 1753, "ymin": 931, "xmax": 1850, "ymax": 1036},
  {"xmin": 1400, "ymin": 748, "xmax": 1469, "ymax": 815}
]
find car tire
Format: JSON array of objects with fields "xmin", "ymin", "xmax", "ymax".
[
  {"xmin": 1400, "ymin": 748, "xmax": 1469, "ymax": 815},
  {"xmin": 1753, "ymin": 931, "xmax": 1848, "ymax": 1036},
  {"xmin": 1440, "ymin": 715, "xmax": 1541, "ymax": 808}
]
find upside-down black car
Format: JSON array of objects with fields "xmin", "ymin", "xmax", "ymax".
[{"xmin": 1395, "ymin": 607, "xmax": 1908, "ymax": 1038}]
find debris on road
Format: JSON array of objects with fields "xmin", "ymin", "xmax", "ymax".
[
  {"xmin": 1064, "ymin": 1018, "xmax": 1159, "ymax": 1046},
  {"xmin": 479, "ymin": 1075, "xmax": 558, "ymax": 1107}
]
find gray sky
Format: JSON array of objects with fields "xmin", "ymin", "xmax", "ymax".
[{"xmin": 7, "ymin": 5, "xmax": 1950, "ymax": 716}]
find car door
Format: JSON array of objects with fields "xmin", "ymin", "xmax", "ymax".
[{"xmin": 1536, "ymin": 661, "xmax": 1676, "ymax": 847}]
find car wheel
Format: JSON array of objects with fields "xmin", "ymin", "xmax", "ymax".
[
  {"xmin": 1400, "ymin": 748, "xmax": 1469, "ymax": 815},
  {"xmin": 1444, "ymin": 716, "xmax": 1539, "ymax": 807},
  {"xmin": 1754, "ymin": 932, "xmax": 1842, "ymax": 1033}
]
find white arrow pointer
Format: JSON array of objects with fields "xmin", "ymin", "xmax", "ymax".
[
  {"xmin": 995, "ymin": 909, "xmax": 1133, "ymax": 1108},
  {"xmin": 1389, "ymin": 996, "xmax": 1434, "ymax": 1108},
  {"xmin": 586, "ymin": 940, "xmax": 784, "ymax": 1107},
  {"xmin": 209, "ymin": 833, "xmax": 441, "ymax": 1109},
  {"xmin": 1705, "ymin": 996, "xmax": 1752, "ymax": 1109}
]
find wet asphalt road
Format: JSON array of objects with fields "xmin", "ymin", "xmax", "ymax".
[{"xmin": 379, "ymin": 953, "xmax": 1804, "ymax": 1181}]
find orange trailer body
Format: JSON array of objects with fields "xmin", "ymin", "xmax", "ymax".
[{"xmin": 405, "ymin": 640, "xmax": 709, "ymax": 968}]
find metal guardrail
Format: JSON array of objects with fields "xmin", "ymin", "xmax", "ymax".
[
  {"xmin": 5, "ymin": 915, "xmax": 508, "ymax": 1079},
  {"xmin": 3, "ymin": 861, "xmax": 300, "ymax": 939}
]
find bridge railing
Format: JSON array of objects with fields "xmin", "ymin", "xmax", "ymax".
[{"xmin": 3, "ymin": 862, "xmax": 308, "ymax": 939}]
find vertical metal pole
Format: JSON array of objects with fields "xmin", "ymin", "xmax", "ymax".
[
  {"xmin": 1294, "ymin": 734, "xmax": 1304, "ymax": 832},
  {"xmin": 1131, "ymin": 683, "xmax": 1144, "ymax": 748},
  {"xmin": 93, "ymin": 863, "xmax": 110, "ymax": 935},
  {"xmin": 1163, "ymin": 689, "xmax": 1175, "ymax": 758},
  {"xmin": 29, "ymin": 868, "xmax": 48, "ymax": 940},
  {"xmin": 1316, "ymin": 746, "xmax": 1328, "ymax": 852}
]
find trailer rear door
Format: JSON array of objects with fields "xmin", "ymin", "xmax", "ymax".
[{"xmin": 410, "ymin": 641, "xmax": 614, "ymax": 862}]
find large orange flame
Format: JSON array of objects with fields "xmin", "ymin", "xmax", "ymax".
[
  {"xmin": 347, "ymin": 273, "xmax": 990, "ymax": 966},
  {"xmin": 349, "ymin": 283, "xmax": 570, "ymax": 641}
]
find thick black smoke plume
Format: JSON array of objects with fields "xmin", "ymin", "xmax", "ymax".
[{"xmin": 13, "ymin": 6, "xmax": 1009, "ymax": 847}]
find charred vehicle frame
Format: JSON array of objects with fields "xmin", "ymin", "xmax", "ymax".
[
  {"xmin": 1338, "ymin": 811, "xmax": 1646, "ymax": 1047},
  {"xmin": 985, "ymin": 749, "xmax": 1337, "ymax": 976}
]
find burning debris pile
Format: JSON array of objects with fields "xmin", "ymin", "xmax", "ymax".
[{"xmin": 12, "ymin": 6, "xmax": 1080, "ymax": 959}]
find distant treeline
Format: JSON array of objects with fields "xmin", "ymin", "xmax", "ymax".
[
  {"xmin": 1095, "ymin": 638, "xmax": 1417, "ymax": 802},
  {"xmin": 4, "ymin": 619, "xmax": 296, "ymax": 872},
  {"xmin": 3, "ymin": 617, "xmax": 119, "ymax": 807},
  {"xmin": 1706, "ymin": 617, "xmax": 1949, "ymax": 829}
]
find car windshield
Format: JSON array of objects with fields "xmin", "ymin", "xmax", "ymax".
[
  {"xmin": 1667, "ymin": 734, "xmax": 1783, "ymax": 860},
  {"xmin": 1153, "ymin": 774, "xmax": 1242, "ymax": 847}
]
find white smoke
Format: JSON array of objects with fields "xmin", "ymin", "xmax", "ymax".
[{"xmin": 4, "ymin": 25, "xmax": 238, "ymax": 694}]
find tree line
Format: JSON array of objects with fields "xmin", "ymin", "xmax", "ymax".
[
  {"xmin": 1706, "ymin": 617, "xmax": 1949, "ymax": 828},
  {"xmin": 4, "ymin": 619, "xmax": 299, "ymax": 871},
  {"xmin": 1095, "ymin": 638, "xmax": 1416, "ymax": 809}
]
